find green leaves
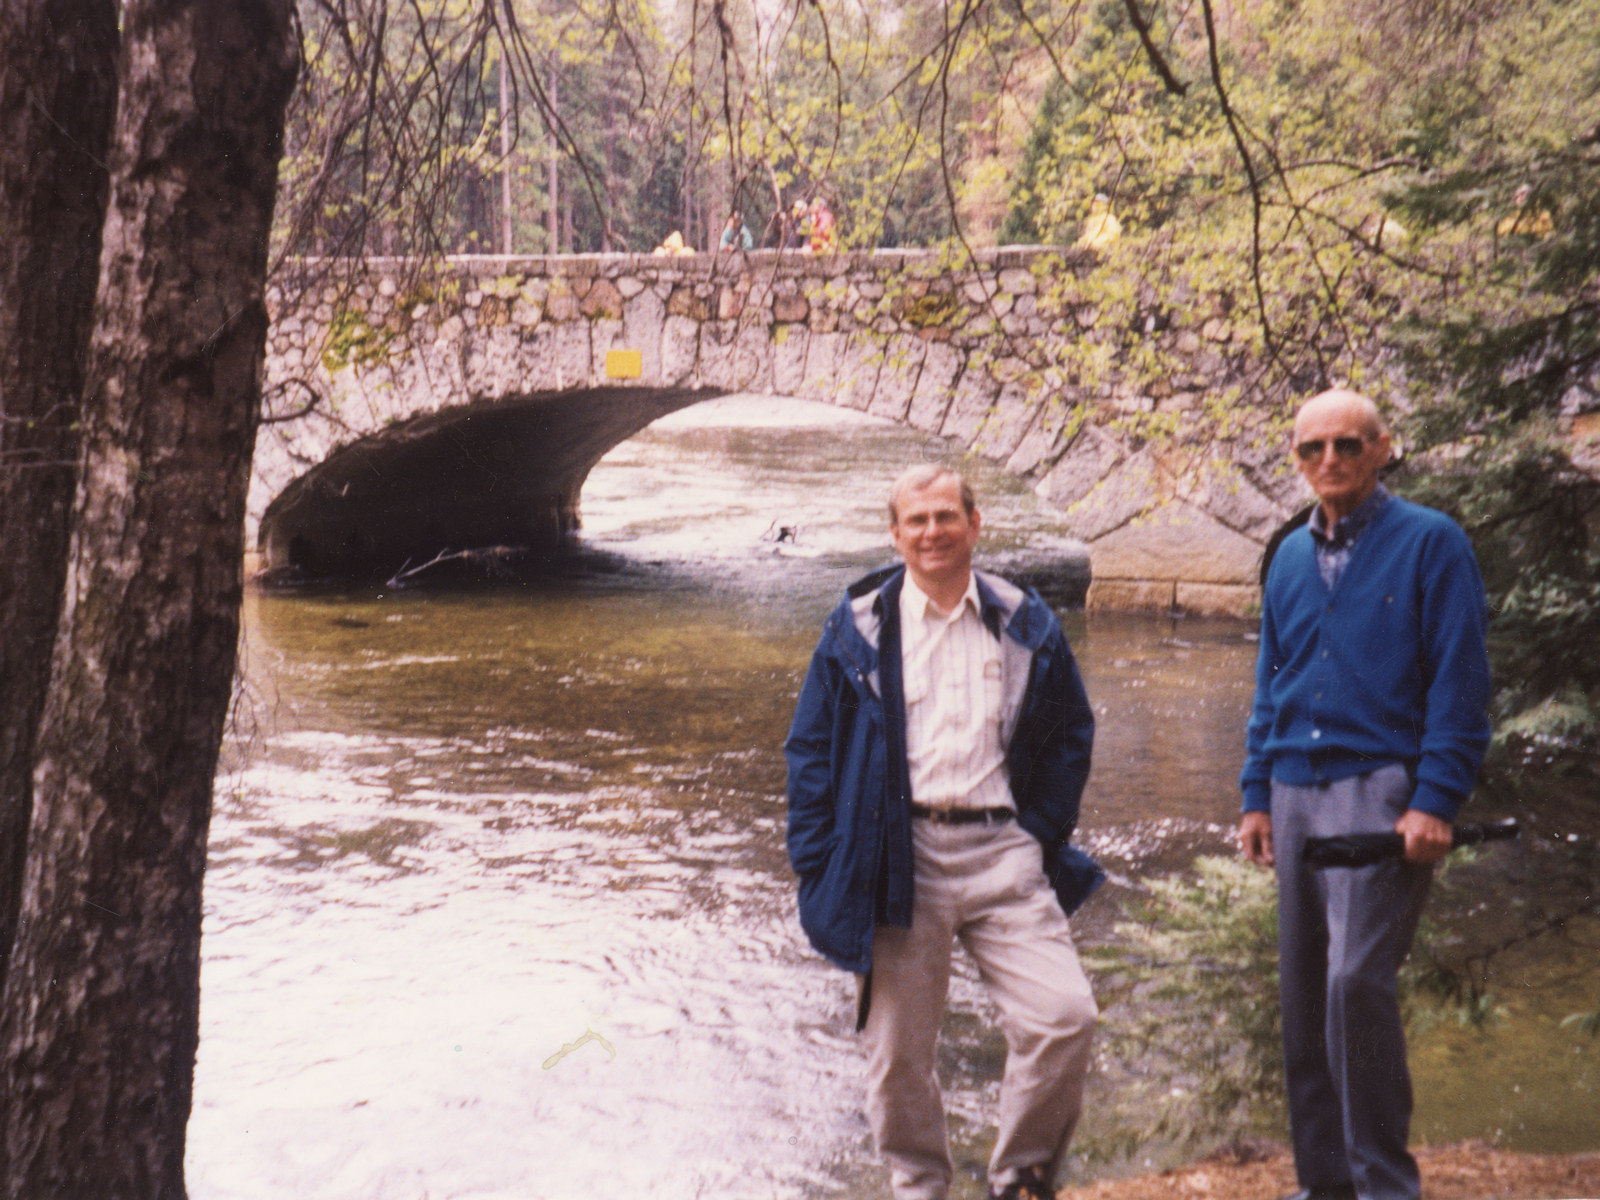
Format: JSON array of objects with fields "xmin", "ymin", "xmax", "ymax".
[
  {"xmin": 987, "ymin": 0, "xmax": 1600, "ymax": 750},
  {"xmin": 1086, "ymin": 855, "xmax": 1283, "ymax": 1152}
]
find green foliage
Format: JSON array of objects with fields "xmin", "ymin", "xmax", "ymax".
[
  {"xmin": 1497, "ymin": 688, "xmax": 1600, "ymax": 751},
  {"xmin": 1397, "ymin": 427, "xmax": 1600, "ymax": 751},
  {"xmin": 1087, "ymin": 856, "xmax": 1283, "ymax": 1153},
  {"xmin": 1381, "ymin": 4, "xmax": 1600, "ymax": 749},
  {"xmin": 1004, "ymin": 0, "xmax": 1225, "ymax": 246},
  {"xmin": 998, "ymin": 75, "xmax": 1071, "ymax": 245},
  {"xmin": 320, "ymin": 307, "xmax": 393, "ymax": 373},
  {"xmin": 544, "ymin": 0, "xmax": 682, "ymax": 251},
  {"xmin": 985, "ymin": 0, "xmax": 1600, "ymax": 747},
  {"xmin": 1392, "ymin": 848, "xmax": 1512, "ymax": 1032},
  {"xmin": 711, "ymin": 0, "xmax": 970, "ymax": 249},
  {"xmin": 277, "ymin": 0, "xmax": 685, "ymax": 258},
  {"xmin": 1086, "ymin": 851, "xmax": 1506, "ymax": 1156},
  {"xmin": 902, "ymin": 292, "xmax": 961, "ymax": 328}
]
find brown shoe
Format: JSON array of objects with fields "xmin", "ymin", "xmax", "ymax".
[{"xmin": 990, "ymin": 1164, "xmax": 1053, "ymax": 1200}]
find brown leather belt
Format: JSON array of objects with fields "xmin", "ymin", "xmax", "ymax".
[{"xmin": 909, "ymin": 803, "xmax": 1014, "ymax": 825}]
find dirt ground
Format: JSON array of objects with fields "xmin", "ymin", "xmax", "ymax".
[{"xmin": 1056, "ymin": 1140, "xmax": 1600, "ymax": 1200}]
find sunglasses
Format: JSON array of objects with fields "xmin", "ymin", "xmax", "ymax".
[{"xmin": 1294, "ymin": 436, "xmax": 1367, "ymax": 462}]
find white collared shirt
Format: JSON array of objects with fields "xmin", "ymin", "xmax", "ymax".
[{"xmin": 899, "ymin": 572, "xmax": 1014, "ymax": 810}]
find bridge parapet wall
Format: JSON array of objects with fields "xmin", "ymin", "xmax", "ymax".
[{"xmin": 260, "ymin": 249, "xmax": 1310, "ymax": 612}]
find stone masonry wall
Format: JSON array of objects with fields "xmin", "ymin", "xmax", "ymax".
[{"xmin": 259, "ymin": 248, "xmax": 1312, "ymax": 614}]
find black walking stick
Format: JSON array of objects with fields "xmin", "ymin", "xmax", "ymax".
[{"xmin": 1303, "ymin": 819, "xmax": 1520, "ymax": 868}]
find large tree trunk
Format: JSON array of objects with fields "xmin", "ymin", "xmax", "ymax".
[
  {"xmin": 0, "ymin": 2, "xmax": 297, "ymax": 1195},
  {"xmin": 0, "ymin": 0, "xmax": 120, "ymax": 993}
]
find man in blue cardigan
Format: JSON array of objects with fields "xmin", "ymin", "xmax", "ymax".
[
  {"xmin": 786, "ymin": 465, "xmax": 1100, "ymax": 1200},
  {"xmin": 1239, "ymin": 390, "xmax": 1492, "ymax": 1200}
]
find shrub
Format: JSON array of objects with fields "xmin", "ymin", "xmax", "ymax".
[{"xmin": 1086, "ymin": 855, "xmax": 1284, "ymax": 1154}]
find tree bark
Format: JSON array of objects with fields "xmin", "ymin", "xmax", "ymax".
[
  {"xmin": 0, "ymin": 0, "xmax": 120, "ymax": 993},
  {"xmin": 547, "ymin": 61, "xmax": 560, "ymax": 253},
  {"xmin": 500, "ymin": 49, "xmax": 514, "ymax": 254},
  {"xmin": 0, "ymin": 2, "xmax": 297, "ymax": 1196}
]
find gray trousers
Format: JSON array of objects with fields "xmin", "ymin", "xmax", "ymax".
[
  {"xmin": 863, "ymin": 819, "xmax": 1097, "ymax": 1200},
  {"xmin": 1272, "ymin": 765, "xmax": 1433, "ymax": 1200}
]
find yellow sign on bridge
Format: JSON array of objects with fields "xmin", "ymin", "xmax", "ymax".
[{"xmin": 605, "ymin": 349, "xmax": 643, "ymax": 379}]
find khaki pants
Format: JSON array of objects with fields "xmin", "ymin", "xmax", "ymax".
[{"xmin": 864, "ymin": 818, "xmax": 1097, "ymax": 1200}]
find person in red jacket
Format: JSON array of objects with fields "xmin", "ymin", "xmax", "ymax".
[{"xmin": 807, "ymin": 195, "xmax": 836, "ymax": 253}]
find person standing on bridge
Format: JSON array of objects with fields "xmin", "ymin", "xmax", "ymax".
[
  {"xmin": 806, "ymin": 195, "xmax": 836, "ymax": 253},
  {"xmin": 719, "ymin": 209, "xmax": 754, "ymax": 252},
  {"xmin": 1238, "ymin": 389, "xmax": 1492, "ymax": 1200},
  {"xmin": 785, "ymin": 464, "xmax": 1101, "ymax": 1200}
]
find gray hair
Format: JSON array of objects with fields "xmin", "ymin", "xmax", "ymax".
[{"xmin": 888, "ymin": 464, "xmax": 975, "ymax": 524}]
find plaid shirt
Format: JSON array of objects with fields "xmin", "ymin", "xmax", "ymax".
[{"xmin": 1308, "ymin": 484, "xmax": 1391, "ymax": 589}]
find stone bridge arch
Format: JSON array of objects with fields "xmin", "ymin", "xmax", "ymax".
[
  {"xmin": 256, "ymin": 385, "xmax": 717, "ymax": 584},
  {"xmin": 255, "ymin": 249, "xmax": 1307, "ymax": 611}
]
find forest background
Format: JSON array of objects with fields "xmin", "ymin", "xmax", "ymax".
[
  {"xmin": 276, "ymin": 0, "xmax": 1600, "ymax": 751},
  {"xmin": 0, "ymin": 0, "xmax": 1596, "ymax": 1194}
]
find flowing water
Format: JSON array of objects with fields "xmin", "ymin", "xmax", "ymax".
[{"xmin": 189, "ymin": 395, "xmax": 1598, "ymax": 1199}]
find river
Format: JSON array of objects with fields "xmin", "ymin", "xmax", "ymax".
[{"xmin": 188, "ymin": 395, "xmax": 1598, "ymax": 1199}]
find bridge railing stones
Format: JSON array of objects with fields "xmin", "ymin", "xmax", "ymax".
[{"xmin": 259, "ymin": 249, "xmax": 1308, "ymax": 613}]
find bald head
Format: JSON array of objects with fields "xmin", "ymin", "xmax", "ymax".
[
  {"xmin": 1292, "ymin": 389, "xmax": 1392, "ymax": 522},
  {"xmin": 1294, "ymin": 389, "xmax": 1387, "ymax": 442}
]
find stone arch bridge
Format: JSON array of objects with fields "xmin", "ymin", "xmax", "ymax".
[{"xmin": 254, "ymin": 248, "xmax": 1307, "ymax": 614}]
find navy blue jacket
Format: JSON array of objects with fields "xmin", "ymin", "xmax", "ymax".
[{"xmin": 784, "ymin": 565, "xmax": 1102, "ymax": 974}]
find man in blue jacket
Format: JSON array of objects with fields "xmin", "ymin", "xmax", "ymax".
[
  {"xmin": 786, "ymin": 465, "xmax": 1101, "ymax": 1200},
  {"xmin": 1239, "ymin": 389, "xmax": 1492, "ymax": 1200}
]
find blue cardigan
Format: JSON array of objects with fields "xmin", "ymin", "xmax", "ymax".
[{"xmin": 1241, "ymin": 497, "xmax": 1492, "ymax": 821}]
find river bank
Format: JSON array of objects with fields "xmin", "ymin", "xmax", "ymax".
[{"xmin": 1058, "ymin": 1141, "xmax": 1600, "ymax": 1200}]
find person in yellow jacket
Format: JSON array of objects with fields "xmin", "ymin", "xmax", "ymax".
[
  {"xmin": 1075, "ymin": 194, "xmax": 1121, "ymax": 250},
  {"xmin": 1496, "ymin": 184, "xmax": 1552, "ymax": 239},
  {"xmin": 652, "ymin": 230, "xmax": 696, "ymax": 256}
]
